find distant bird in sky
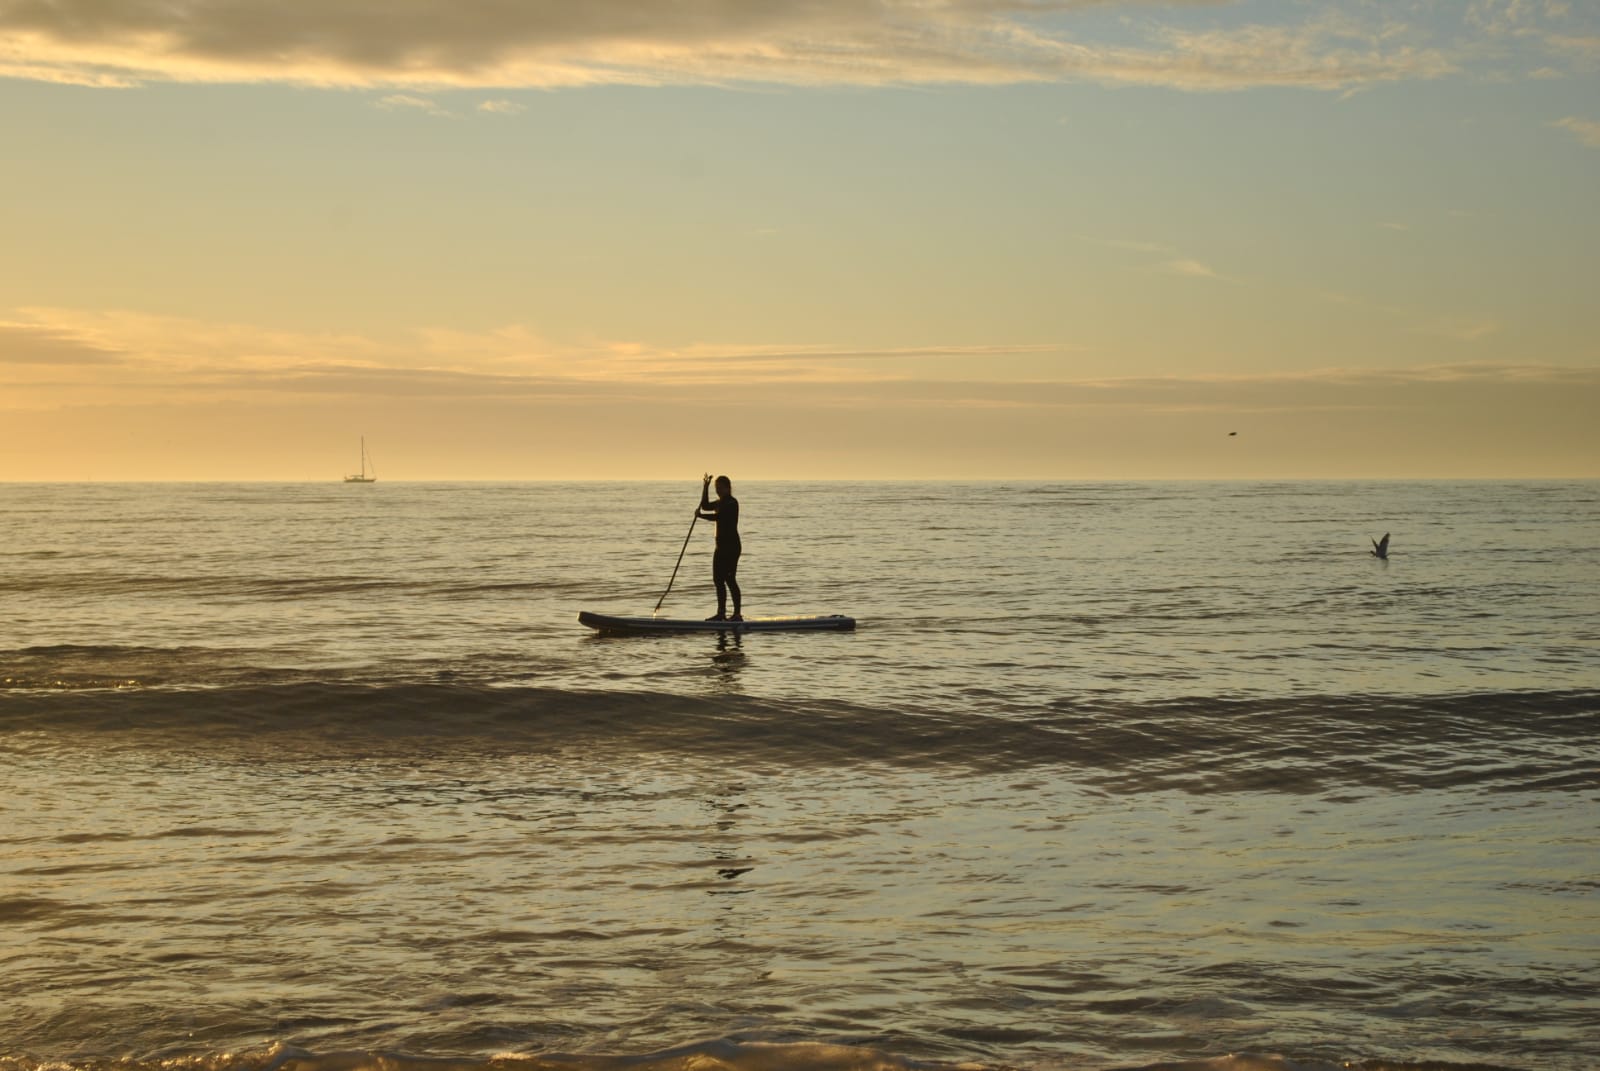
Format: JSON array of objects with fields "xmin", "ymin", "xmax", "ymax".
[
  {"xmin": 1371, "ymin": 533, "xmax": 1390, "ymax": 560},
  {"xmin": 1228, "ymin": 431, "xmax": 1237, "ymax": 436}
]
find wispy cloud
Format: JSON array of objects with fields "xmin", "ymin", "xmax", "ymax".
[
  {"xmin": 0, "ymin": 307, "xmax": 1073, "ymax": 408},
  {"xmin": 1544, "ymin": 33, "xmax": 1600, "ymax": 60},
  {"xmin": 0, "ymin": 321, "xmax": 125, "ymax": 365},
  {"xmin": 1161, "ymin": 258, "xmax": 1226, "ymax": 281},
  {"xmin": 1550, "ymin": 115, "xmax": 1600, "ymax": 146},
  {"xmin": 6, "ymin": 307, "xmax": 1591, "ymax": 418},
  {"xmin": 1085, "ymin": 236, "xmax": 1234, "ymax": 283},
  {"xmin": 0, "ymin": 1, "xmax": 1515, "ymax": 93},
  {"xmin": 377, "ymin": 93, "xmax": 453, "ymax": 117},
  {"xmin": 1314, "ymin": 288, "xmax": 1507, "ymax": 343}
]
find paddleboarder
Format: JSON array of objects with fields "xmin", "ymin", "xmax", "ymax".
[{"xmin": 697, "ymin": 474, "xmax": 742, "ymax": 621}]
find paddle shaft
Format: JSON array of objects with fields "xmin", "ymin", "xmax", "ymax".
[{"xmin": 654, "ymin": 485, "xmax": 707, "ymax": 612}]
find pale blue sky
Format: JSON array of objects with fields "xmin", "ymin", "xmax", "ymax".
[{"xmin": 2, "ymin": 0, "xmax": 1596, "ymax": 478}]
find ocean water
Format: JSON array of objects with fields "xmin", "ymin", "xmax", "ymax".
[{"xmin": 2, "ymin": 480, "xmax": 1596, "ymax": 1071}]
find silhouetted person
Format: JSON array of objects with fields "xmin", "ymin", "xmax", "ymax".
[{"xmin": 698, "ymin": 474, "xmax": 742, "ymax": 620}]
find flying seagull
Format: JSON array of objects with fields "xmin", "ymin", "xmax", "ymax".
[{"xmin": 1371, "ymin": 533, "xmax": 1390, "ymax": 560}]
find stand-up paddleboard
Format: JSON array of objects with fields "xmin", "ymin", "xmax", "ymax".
[{"xmin": 579, "ymin": 611, "xmax": 855, "ymax": 635}]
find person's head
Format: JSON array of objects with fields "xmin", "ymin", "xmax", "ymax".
[{"xmin": 715, "ymin": 475, "xmax": 732, "ymax": 497}]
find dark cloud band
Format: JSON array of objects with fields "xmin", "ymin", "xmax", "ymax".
[{"xmin": 0, "ymin": 0, "xmax": 1549, "ymax": 91}]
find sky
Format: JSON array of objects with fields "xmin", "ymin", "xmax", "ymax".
[{"xmin": 1, "ymin": 0, "xmax": 1596, "ymax": 480}]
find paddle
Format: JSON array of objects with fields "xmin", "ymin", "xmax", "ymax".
[{"xmin": 653, "ymin": 474, "xmax": 711, "ymax": 614}]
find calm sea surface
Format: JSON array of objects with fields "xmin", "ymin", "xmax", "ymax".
[{"xmin": 2, "ymin": 481, "xmax": 1597, "ymax": 1071}]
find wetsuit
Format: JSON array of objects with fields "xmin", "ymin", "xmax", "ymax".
[{"xmin": 697, "ymin": 489, "xmax": 741, "ymax": 618}]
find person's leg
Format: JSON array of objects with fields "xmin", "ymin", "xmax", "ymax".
[
  {"xmin": 711, "ymin": 552, "xmax": 729, "ymax": 619},
  {"xmin": 726, "ymin": 550, "xmax": 741, "ymax": 618}
]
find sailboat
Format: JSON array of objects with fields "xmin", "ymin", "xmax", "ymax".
[{"xmin": 344, "ymin": 437, "xmax": 377, "ymax": 483}]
